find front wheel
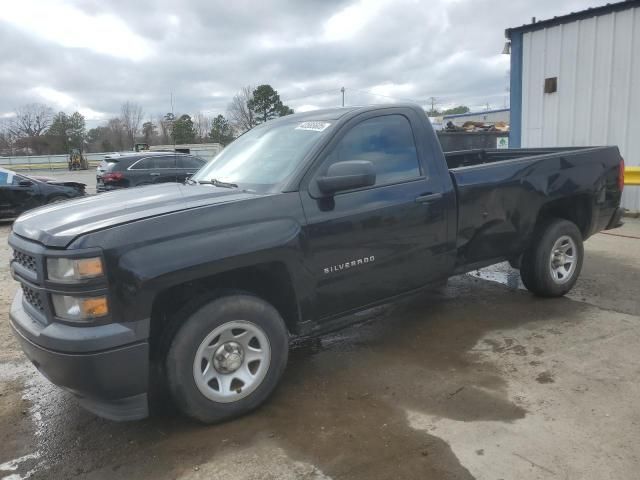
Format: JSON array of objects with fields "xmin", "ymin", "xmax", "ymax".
[
  {"xmin": 166, "ymin": 293, "xmax": 289, "ymax": 423},
  {"xmin": 519, "ymin": 218, "xmax": 584, "ymax": 297}
]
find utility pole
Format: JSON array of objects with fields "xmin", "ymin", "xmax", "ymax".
[
  {"xmin": 427, "ymin": 97, "xmax": 437, "ymax": 115},
  {"xmin": 341, "ymin": 87, "xmax": 345, "ymax": 107},
  {"xmin": 170, "ymin": 91, "xmax": 176, "ymax": 149}
]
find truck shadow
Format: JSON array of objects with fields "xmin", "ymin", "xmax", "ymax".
[{"xmin": 13, "ymin": 275, "xmax": 597, "ymax": 479}]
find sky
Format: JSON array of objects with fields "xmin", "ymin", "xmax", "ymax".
[{"xmin": 0, "ymin": 0, "xmax": 609, "ymax": 127}]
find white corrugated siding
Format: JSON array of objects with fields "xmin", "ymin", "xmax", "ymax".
[{"xmin": 521, "ymin": 6, "xmax": 640, "ymax": 211}]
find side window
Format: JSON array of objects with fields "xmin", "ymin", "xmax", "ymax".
[
  {"xmin": 177, "ymin": 155, "xmax": 205, "ymax": 169},
  {"xmin": 12, "ymin": 175, "xmax": 25, "ymax": 185},
  {"xmin": 322, "ymin": 115, "xmax": 421, "ymax": 187},
  {"xmin": 154, "ymin": 156, "xmax": 176, "ymax": 169},
  {"xmin": 130, "ymin": 157, "xmax": 156, "ymax": 170},
  {"xmin": 0, "ymin": 170, "xmax": 17, "ymax": 186}
]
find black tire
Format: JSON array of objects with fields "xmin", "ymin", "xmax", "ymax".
[
  {"xmin": 166, "ymin": 293, "xmax": 289, "ymax": 424},
  {"xmin": 519, "ymin": 218, "xmax": 584, "ymax": 297}
]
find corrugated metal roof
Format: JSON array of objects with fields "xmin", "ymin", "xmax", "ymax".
[{"xmin": 506, "ymin": 0, "xmax": 640, "ymax": 38}]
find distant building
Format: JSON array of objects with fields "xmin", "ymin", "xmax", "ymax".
[
  {"xmin": 149, "ymin": 143, "xmax": 223, "ymax": 160},
  {"xmin": 506, "ymin": 0, "xmax": 640, "ymax": 211},
  {"xmin": 428, "ymin": 116, "xmax": 444, "ymax": 131},
  {"xmin": 442, "ymin": 108, "xmax": 510, "ymax": 127}
]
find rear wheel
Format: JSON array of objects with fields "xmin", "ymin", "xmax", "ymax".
[
  {"xmin": 519, "ymin": 218, "xmax": 584, "ymax": 297},
  {"xmin": 166, "ymin": 293, "xmax": 289, "ymax": 423}
]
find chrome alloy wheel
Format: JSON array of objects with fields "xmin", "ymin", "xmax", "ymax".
[
  {"xmin": 193, "ymin": 320, "xmax": 271, "ymax": 403},
  {"xmin": 549, "ymin": 235, "xmax": 577, "ymax": 284}
]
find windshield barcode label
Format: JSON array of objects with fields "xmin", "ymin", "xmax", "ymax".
[{"xmin": 296, "ymin": 121, "xmax": 331, "ymax": 132}]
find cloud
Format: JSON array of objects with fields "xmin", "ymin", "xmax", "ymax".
[
  {"xmin": 0, "ymin": 0, "xmax": 153, "ymax": 61},
  {"xmin": 31, "ymin": 87, "xmax": 75, "ymax": 108},
  {"xmin": 0, "ymin": 0, "xmax": 609, "ymax": 126},
  {"xmin": 323, "ymin": 0, "xmax": 390, "ymax": 42}
]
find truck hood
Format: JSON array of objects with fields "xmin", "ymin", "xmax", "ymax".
[{"xmin": 13, "ymin": 183, "xmax": 262, "ymax": 247}]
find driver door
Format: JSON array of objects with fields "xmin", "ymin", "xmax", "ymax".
[{"xmin": 299, "ymin": 110, "xmax": 449, "ymax": 320}]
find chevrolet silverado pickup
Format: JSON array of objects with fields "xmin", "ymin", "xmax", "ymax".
[{"xmin": 8, "ymin": 104, "xmax": 624, "ymax": 423}]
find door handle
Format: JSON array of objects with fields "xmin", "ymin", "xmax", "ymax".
[
  {"xmin": 415, "ymin": 192, "xmax": 443, "ymax": 204},
  {"xmin": 150, "ymin": 173, "xmax": 160, "ymax": 176}
]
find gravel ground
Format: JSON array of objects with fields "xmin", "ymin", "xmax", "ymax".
[{"xmin": 0, "ymin": 184, "xmax": 638, "ymax": 479}]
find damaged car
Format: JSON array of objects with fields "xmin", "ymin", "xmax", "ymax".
[{"xmin": 0, "ymin": 168, "xmax": 86, "ymax": 219}]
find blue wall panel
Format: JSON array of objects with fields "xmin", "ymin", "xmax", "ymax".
[{"xmin": 509, "ymin": 32, "xmax": 523, "ymax": 148}]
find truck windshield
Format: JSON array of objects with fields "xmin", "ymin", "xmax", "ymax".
[{"xmin": 192, "ymin": 120, "xmax": 332, "ymax": 190}]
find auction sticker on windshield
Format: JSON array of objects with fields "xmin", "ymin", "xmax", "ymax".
[{"xmin": 295, "ymin": 121, "xmax": 331, "ymax": 132}]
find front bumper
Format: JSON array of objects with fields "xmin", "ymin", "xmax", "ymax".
[{"xmin": 10, "ymin": 291, "xmax": 150, "ymax": 421}]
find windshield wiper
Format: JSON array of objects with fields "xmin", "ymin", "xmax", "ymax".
[{"xmin": 196, "ymin": 179, "xmax": 238, "ymax": 189}]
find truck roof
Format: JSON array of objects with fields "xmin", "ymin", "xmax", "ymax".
[{"xmin": 269, "ymin": 103, "xmax": 424, "ymax": 124}]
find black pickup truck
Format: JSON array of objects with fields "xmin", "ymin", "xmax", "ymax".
[{"xmin": 8, "ymin": 104, "xmax": 624, "ymax": 423}]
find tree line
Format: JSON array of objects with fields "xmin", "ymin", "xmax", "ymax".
[
  {"xmin": 0, "ymin": 84, "xmax": 294, "ymax": 156},
  {"xmin": 426, "ymin": 105, "xmax": 470, "ymax": 117}
]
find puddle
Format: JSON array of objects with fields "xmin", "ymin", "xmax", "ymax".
[{"xmin": 0, "ymin": 276, "xmax": 599, "ymax": 479}]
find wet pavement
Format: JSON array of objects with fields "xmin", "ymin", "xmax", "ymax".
[{"xmin": 0, "ymin": 218, "xmax": 639, "ymax": 480}]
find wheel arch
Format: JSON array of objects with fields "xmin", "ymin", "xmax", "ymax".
[
  {"xmin": 534, "ymin": 194, "xmax": 593, "ymax": 240},
  {"xmin": 148, "ymin": 261, "xmax": 300, "ymax": 361},
  {"xmin": 510, "ymin": 194, "xmax": 592, "ymax": 268}
]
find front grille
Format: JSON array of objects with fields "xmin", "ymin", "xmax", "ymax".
[
  {"xmin": 21, "ymin": 284, "xmax": 44, "ymax": 312},
  {"xmin": 13, "ymin": 250, "xmax": 37, "ymax": 272}
]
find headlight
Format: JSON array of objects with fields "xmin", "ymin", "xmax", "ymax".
[
  {"xmin": 47, "ymin": 257, "xmax": 103, "ymax": 282},
  {"xmin": 51, "ymin": 294, "xmax": 108, "ymax": 322}
]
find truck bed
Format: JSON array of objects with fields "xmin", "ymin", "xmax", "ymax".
[
  {"xmin": 444, "ymin": 147, "xmax": 594, "ymax": 169},
  {"xmin": 444, "ymin": 146, "xmax": 622, "ymax": 271}
]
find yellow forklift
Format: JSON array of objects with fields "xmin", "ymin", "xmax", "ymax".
[
  {"xmin": 134, "ymin": 143, "xmax": 150, "ymax": 152},
  {"xmin": 68, "ymin": 148, "xmax": 89, "ymax": 170}
]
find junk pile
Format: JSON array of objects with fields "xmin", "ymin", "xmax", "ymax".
[{"xmin": 444, "ymin": 121, "xmax": 509, "ymax": 132}]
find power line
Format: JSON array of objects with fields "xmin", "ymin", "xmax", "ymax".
[
  {"xmin": 349, "ymin": 88, "xmax": 420, "ymax": 104},
  {"xmin": 201, "ymin": 88, "xmax": 343, "ymax": 115},
  {"xmin": 282, "ymin": 88, "xmax": 343, "ymax": 103},
  {"xmin": 199, "ymin": 86, "xmax": 504, "ymax": 117}
]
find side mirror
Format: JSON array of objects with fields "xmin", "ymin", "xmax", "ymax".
[
  {"xmin": 18, "ymin": 180, "xmax": 33, "ymax": 187},
  {"xmin": 316, "ymin": 160, "xmax": 376, "ymax": 195}
]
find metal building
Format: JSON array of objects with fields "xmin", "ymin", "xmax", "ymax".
[
  {"xmin": 442, "ymin": 108, "xmax": 510, "ymax": 127},
  {"xmin": 506, "ymin": 0, "xmax": 640, "ymax": 211}
]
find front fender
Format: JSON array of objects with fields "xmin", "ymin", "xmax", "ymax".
[
  {"xmin": 70, "ymin": 192, "xmax": 309, "ymax": 324},
  {"xmin": 116, "ymin": 218, "xmax": 305, "ymax": 322}
]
